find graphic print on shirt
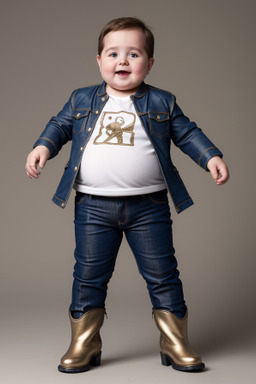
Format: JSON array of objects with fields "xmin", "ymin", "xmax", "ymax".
[{"xmin": 94, "ymin": 111, "xmax": 136, "ymax": 146}]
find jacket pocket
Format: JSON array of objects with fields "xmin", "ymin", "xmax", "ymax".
[
  {"xmin": 148, "ymin": 112, "xmax": 169, "ymax": 138},
  {"xmin": 72, "ymin": 109, "xmax": 90, "ymax": 134}
]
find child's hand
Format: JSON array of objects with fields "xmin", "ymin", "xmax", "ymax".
[
  {"xmin": 207, "ymin": 156, "xmax": 229, "ymax": 185},
  {"xmin": 25, "ymin": 145, "xmax": 50, "ymax": 179}
]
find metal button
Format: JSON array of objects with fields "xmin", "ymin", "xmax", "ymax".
[
  {"xmin": 80, "ymin": 146, "xmax": 84, "ymax": 151},
  {"xmin": 76, "ymin": 113, "xmax": 81, "ymax": 118},
  {"xmin": 101, "ymin": 97, "xmax": 105, "ymax": 102},
  {"xmin": 95, "ymin": 110, "xmax": 99, "ymax": 114},
  {"xmin": 88, "ymin": 127, "xmax": 92, "ymax": 132},
  {"xmin": 157, "ymin": 115, "xmax": 161, "ymax": 120},
  {"xmin": 74, "ymin": 166, "xmax": 78, "ymax": 171},
  {"xmin": 61, "ymin": 203, "xmax": 65, "ymax": 207}
]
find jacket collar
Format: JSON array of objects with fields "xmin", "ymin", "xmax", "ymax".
[
  {"xmin": 97, "ymin": 81, "xmax": 148, "ymax": 98},
  {"xmin": 97, "ymin": 81, "xmax": 107, "ymax": 96},
  {"xmin": 134, "ymin": 82, "xmax": 148, "ymax": 98}
]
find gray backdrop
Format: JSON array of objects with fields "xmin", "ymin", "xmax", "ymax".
[{"xmin": 1, "ymin": 1, "xmax": 255, "ymax": 383}]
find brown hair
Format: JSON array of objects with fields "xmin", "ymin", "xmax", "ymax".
[{"xmin": 98, "ymin": 17, "xmax": 154, "ymax": 58}]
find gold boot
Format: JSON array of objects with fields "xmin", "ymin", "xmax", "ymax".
[
  {"xmin": 153, "ymin": 309, "xmax": 205, "ymax": 372},
  {"xmin": 58, "ymin": 308, "xmax": 105, "ymax": 373}
]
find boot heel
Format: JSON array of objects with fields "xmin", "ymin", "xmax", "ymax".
[
  {"xmin": 160, "ymin": 352, "xmax": 172, "ymax": 366},
  {"xmin": 90, "ymin": 351, "xmax": 102, "ymax": 367}
]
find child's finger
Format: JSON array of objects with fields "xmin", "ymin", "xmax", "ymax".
[
  {"xmin": 219, "ymin": 172, "xmax": 229, "ymax": 184},
  {"xmin": 26, "ymin": 170, "xmax": 32, "ymax": 179},
  {"xmin": 39, "ymin": 155, "xmax": 48, "ymax": 169},
  {"xmin": 215, "ymin": 166, "xmax": 229, "ymax": 185},
  {"xmin": 26, "ymin": 166, "xmax": 40, "ymax": 178},
  {"xmin": 25, "ymin": 157, "xmax": 40, "ymax": 178},
  {"xmin": 210, "ymin": 166, "xmax": 219, "ymax": 182}
]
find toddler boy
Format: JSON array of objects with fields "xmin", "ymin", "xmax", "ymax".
[{"xmin": 26, "ymin": 17, "xmax": 229, "ymax": 373}]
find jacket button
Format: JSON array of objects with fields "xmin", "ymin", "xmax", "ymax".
[
  {"xmin": 101, "ymin": 97, "xmax": 105, "ymax": 102},
  {"xmin": 157, "ymin": 115, "xmax": 161, "ymax": 120},
  {"xmin": 61, "ymin": 203, "xmax": 65, "ymax": 207},
  {"xmin": 80, "ymin": 146, "xmax": 84, "ymax": 151},
  {"xmin": 95, "ymin": 110, "xmax": 99, "ymax": 114},
  {"xmin": 88, "ymin": 127, "xmax": 92, "ymax": 132},
  {"xmin": 76, "ymin": 113, "xmax": 81, "ymax": 118},
  {"xmin": 74, "ymin": 166, "xmax": 78, "ymax": 171}
]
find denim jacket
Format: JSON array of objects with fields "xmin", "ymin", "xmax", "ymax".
[{"xmin": 34, "ymin": 81, "xmax": 222, "ymax": 213}]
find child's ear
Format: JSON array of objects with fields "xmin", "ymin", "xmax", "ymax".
[
  {"xmin": 147, "ymin": 58, "xmax": 154, "ymax": 74},
  {"xmin": 97, "ymin": 55, "xmax": 101, "ymax": 71}
]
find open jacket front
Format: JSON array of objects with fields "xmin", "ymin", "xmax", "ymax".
[{"xmin": 34, "ymin": 81, "xmax": 222, "ymax": 213}]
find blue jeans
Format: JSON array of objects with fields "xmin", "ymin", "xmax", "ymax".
[{"xmin": 70, "ymin": 190, "xmax": 187, "ymax": 318}]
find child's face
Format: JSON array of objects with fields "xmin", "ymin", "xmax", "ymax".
[{"xmin": 97, "ymin": 29, "xmax": 154, "ymax": 97}]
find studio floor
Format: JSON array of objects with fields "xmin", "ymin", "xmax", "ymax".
[{"xmin": 2, "ymin": 304, "xmax": 255, "ymax": 384}]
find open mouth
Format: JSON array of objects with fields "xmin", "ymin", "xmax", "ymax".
[{"xmin": 116, "ymin": 70, "xmax": 130, "ymax": 76}]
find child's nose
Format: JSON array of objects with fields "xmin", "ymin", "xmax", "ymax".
[{"xmin": 119, "ymin": 57, "xmax": 128, "ymax": 65}]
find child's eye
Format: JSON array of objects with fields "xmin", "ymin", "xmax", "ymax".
[
  {"xmin": 109, "ymin": 52, "xmax": 117, "ymax": 58},
  {"xmin": 129, "ymin": 53, "xmax": 138, "ymax": 58}
]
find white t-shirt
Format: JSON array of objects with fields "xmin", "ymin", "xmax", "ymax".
[{"xmin": 74, "ymin": 94, "xmax": 166, "ymax": 196}]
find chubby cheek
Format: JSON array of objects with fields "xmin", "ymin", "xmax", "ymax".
[
  {"xmin": 134, "ymin": 67, "xmax": 149, "ymax": 78},
  {"xmin": 101, "ymin": 64, "xmax": 115, "ymax": 77},
  {"xmin": 133, "ymin": 61, "xmax": 151, "ymax": 76},
  {"xmin": 97, "ymin": 58, "xmax": 112, "ymax": 76}
]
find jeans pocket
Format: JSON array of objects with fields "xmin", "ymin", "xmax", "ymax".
[
  {"xmin": 147, "ymin": 189, "xmax": 168, "ymax": 205},
  {"xmin": 75, "ymin": 191, "xmax": 88, "ymax": 205}
]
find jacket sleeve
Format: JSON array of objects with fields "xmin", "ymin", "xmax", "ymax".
[
  {"xmin": 170, "ymin": 101, "xmax": 223, "ymax": 170},
  {"xmin": 33, "ymin": 90, "xmax": 76, "ymax": 159}
]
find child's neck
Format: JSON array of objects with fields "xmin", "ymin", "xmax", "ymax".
[{"xmin": 106, "ymin": 84, "xmax": 139, "ymax": 98}]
